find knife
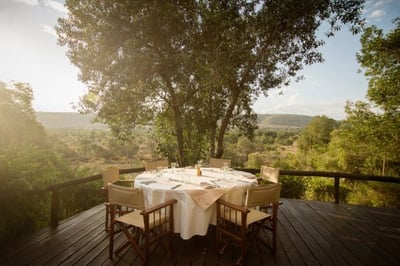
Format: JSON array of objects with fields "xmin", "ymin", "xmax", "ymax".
[{"xmin": 171, "ymin": 184, "xmax": 182, "ymax": 190}]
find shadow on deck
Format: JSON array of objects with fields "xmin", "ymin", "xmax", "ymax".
[{"xmin": 1, "ymin": 199, "xmax": 399, "ymax": 265}]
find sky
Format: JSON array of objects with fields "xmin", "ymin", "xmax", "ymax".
[{"xmin": 0, "ymin": 0, "xmax": 399, "ymax": 120}]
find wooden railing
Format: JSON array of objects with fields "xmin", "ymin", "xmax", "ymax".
[
  {"xmin": 45, "ymin": 167, "xmax": 144, "ymax": 227},
  {"xmin": 42, "ymin": 167, "xmax": 399, "ymax": 227}
]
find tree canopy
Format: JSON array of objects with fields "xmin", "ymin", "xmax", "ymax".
[
  {"xmin": 357, "ymin": 18, "xmax": 400, "ymax": 113},
  {"xmin": 0, "ymin": 81, "xmax": 82, "ymax": 242},
  {"xmin": 0, "ymin": 81, "xmax": 46, "ymax": 148},
  {"xmin": 297, "ymin": 115, "xmax": 338, "ymax": 153},
  {"xmin": 57, "ymin": 0, "xmax": 364, "ymax": 165},
  {"xmin": 330, "ymin": 18, "xmax": 400, "ymax": 176}
]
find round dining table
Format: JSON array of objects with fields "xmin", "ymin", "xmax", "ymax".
[{"xmin": 134, "ymin": 167, "xmax": 257, "ymax": 240}]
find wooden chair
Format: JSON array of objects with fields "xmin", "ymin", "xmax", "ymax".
[
  {"xmin": 102, "ymin": 167, "xmax": 133, "ymax": 231},
  {"xmin": 144, "ymin": 159, "xmax": 169, "ymax": 171},
  {"xmin": 216, "ymin": 183, "xmax": 281, "ymax": 265},
  {"xmin": 108, "ymin": 184, "xmax": 177, "ymax": 266},
  {"xmin": 260, "ymin": 166, "xmax": 280, "ymax": 184},
  {"xmin": 209, "ymin": 158, "xmax": 231, "ymax": 168},
  {"xmin": 259, "ymin": 166, "xmax": 282, "ymax": 210}
]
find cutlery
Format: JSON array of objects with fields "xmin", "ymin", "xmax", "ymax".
[
  {"xmin": 171, "ymin": 184, "xmax": 182, "ymax": 190},
  {"xmin": 211, "ymin": 181, "xmax": 221, "ymax": 188},
  {"xmin": 142, "ymin": 181, "xmax": 156, "ymax": 185}
]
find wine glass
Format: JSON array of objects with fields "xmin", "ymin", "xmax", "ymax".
[{"xmin": 222, "ymin": 162, "xmax": 229, "ymax": 179}]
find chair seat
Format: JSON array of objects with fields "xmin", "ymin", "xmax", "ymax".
[
  {"xmin": 222, "ymin": 208, "xmax": 270, "ymax": 227},
  {"xmin": 115, "ymin": 211, "xmax": 167, "ymax": 230},
  {"xmin": 216, "ymin": 183, "xmax": 281, "ymax": 264},
  {"xmin": 108, "ymin": 184, "xmax": 177, "ymax": 265}
]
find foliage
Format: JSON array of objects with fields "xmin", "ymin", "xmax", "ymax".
[
  {"xmin": 0, "ymin": 81, "xmax": 46, "ymax": 148},
  {"xmin": 330, "ymin": 19, "xmax": 400, "ymax": 176},
  {"xmin": 0, "ymin": 192, "xmax": 50, "ymax": 245},
  {"xmin": 304, "ymin": 177, "xmax": 351, "ymax": 202},
  {"xmin": 57, "ymin": 0, "xmax": 364, "ymax": 165},
  {"xmin": 0, "ymin": 81, "xmax": 98, "ymax": 244},
  {"xmin": 0, "ymin": 143, "xmax": 70, "ymax": 243},
  {"xmin": 346, "ymin": 181, "xmax": 400, "ymax": 208},
  {"xmin": 297, "ymin": 115, "xmax": 338, "ymax": 153},
  {"xmin": 280, "ymin": 19, "xmax": 400, "ymax": 206},
  {"xmin": 246, "ymin": 152, "xmax": 266, "ymax": 169},
  {"xmin": 48, "ymin": 128, "xmax": 153, "ymax": 167},
  {"xmin": 279, "ymin": 175, "xmax": 308, "ymax": 199},
  {"xmin": 357, "ymin": 18, "xmax": 400, "ymax": 112},
  {"xmin": 0, "ymin": 144, "xmax": 76, "ymax": 242},
  {"xmin": 59, "ymin": 179, "xmax": 103, "ymax": 220}
]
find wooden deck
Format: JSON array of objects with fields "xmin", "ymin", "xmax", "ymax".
[{"xmin": 1, "ymin": 199, "xmax": 399, "ymax": 265}]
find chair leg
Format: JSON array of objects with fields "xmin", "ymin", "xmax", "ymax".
[
  {"xmin": 215, "ymin": 226, "xmax": 220, "ymax": 254},
  {"xmin": 272, "ymin": 206, "xmax": 278, "ymax": 254},
  {"xmin": 272, "ymin": 218, "xmax": 277, "ymax": 254},
  {"xmin": 109, "ymin": 219, "xmax": 114, "ymax": 259},
  {"xmin": 105, "ymin": 204, "xmax": 109, "ymax": 232},
  {"xmin": 118, "ymin": 223, "xmax": 145, "ymax": 261},
  {"xmin": 158, "ymin": 230, "xmax": 173, "ymax": 255},
  {"xmin": 144, "ymin": 232, "xmax": 151, "ymax": 266},
  {"xmin": 168, "ymin": 231, "xmax": 173, "ymax": 256},
  {"xmin": 236, "ymin": 231, "xmax": 251, "ymax": 266}
]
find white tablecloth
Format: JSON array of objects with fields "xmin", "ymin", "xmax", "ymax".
[{"xmin": 134, "ymin": 167, "xmax": 257, "ymax": 239}]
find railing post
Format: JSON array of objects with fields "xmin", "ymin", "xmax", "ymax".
[
  {"xmin": 334, "ymin": 177, "xmax": 340, "ymax": 204},
  {"xmin": 50, "ymin": 188, "xmax": 60, "ymax": 228}
]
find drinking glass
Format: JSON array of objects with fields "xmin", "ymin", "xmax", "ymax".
[
  {"xmin": 170, "ymin": 162, "xmax": 177, "ymax": 180},
  {"xmin": 222, "ymin": 161, "xmax": 229, "ymax": 179}
]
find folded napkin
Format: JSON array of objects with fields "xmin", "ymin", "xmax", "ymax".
[{"xmin": 186, "ymin": 188, "xmax": 229, "ymax": 210}]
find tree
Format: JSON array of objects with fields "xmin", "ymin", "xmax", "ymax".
[
  {"xmin": 297, "ymin": 115, "xmax": 338, "ymax": 153},
  {"xmin": 0, "ymin": 81, "xmax": 46, "ymax": 147},
  {"xmin": 331, "ymin": 19, "xmax": 400, "ymax": 176},
  {"xmin": 57, "ymin": 0, "xmax": 364, "ymax": 165},
  {"xmin": 0, "ymin": 81, "xmax": 78, "ymax": 242},
  {"xmin": 357, "ymin": 18, "xmax": 400, "ymax": 113}
]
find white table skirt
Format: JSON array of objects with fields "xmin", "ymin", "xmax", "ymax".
[{"xmin": 134, "ymin": 167, "xmax": 257, "ymax": 240}]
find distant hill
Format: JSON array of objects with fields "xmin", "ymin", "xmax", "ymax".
[
  {"xmin": 257, "ymin": 114, "xmax": 313, "ymax": 129},
  {"xmin": 36, "ymin": 112, "xmax": 107, "ymax": 129},
  {"xmin": 36, "ymin": 112, "xmax": 313, "ymax": 129}
]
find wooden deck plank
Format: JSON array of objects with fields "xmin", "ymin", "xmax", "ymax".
[
  {"xmin": 283, "ymin": 199, "xmax": 337, "ymax": 265},
  {"xmin": 32, "ymin": 212, "xmax": 105, "ymax": 265},
  {"xmin": 1, "ymin": 199, "xmax": 399, "ymax": 266},
  {"xmin": 274, "ymin": 215, "xmax": 301, "ymax": 265},
  {"xmin": 0, "ymin": 205, "xmax": 105, "ymax": 265},
  {"xmin": 0, "ymin": 204, "xmax": 104, "ymax": 263},
  {"xmin": 310, "ymin": 201, "xmax": 376, "ymax": 264},
  {"xmin": 278, "ymin": 200, "xmax": 320, "ymax": 265},
  {"xmin": 309, "ymin": 201, "xmax": 396, "ymax": 266},
  {"xmin": 340, "ymin": 204, "xmax": 400, "ymax": 265},
  {"xmin": 301, "ymin": 201, "xmax": 362, "ymax": 266}
]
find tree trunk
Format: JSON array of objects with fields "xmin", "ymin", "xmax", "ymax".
[
  {"xmin": 215, "ymin": 88, "xmax": 240, "ymax": 158},
  {"xmin": 209, "ymin": 125, "xmax": 216, "ymax": 159},
  {"xmin": 164, "ymin": 77, "xmax": 185, "ymax": 166},
  {"xmin": 170, "ymin": 95, "xmax": 185, "ymax": 166},
  {"xmin": 174, "ymin": 112, "xmax": 185, "ymax": 166}
]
